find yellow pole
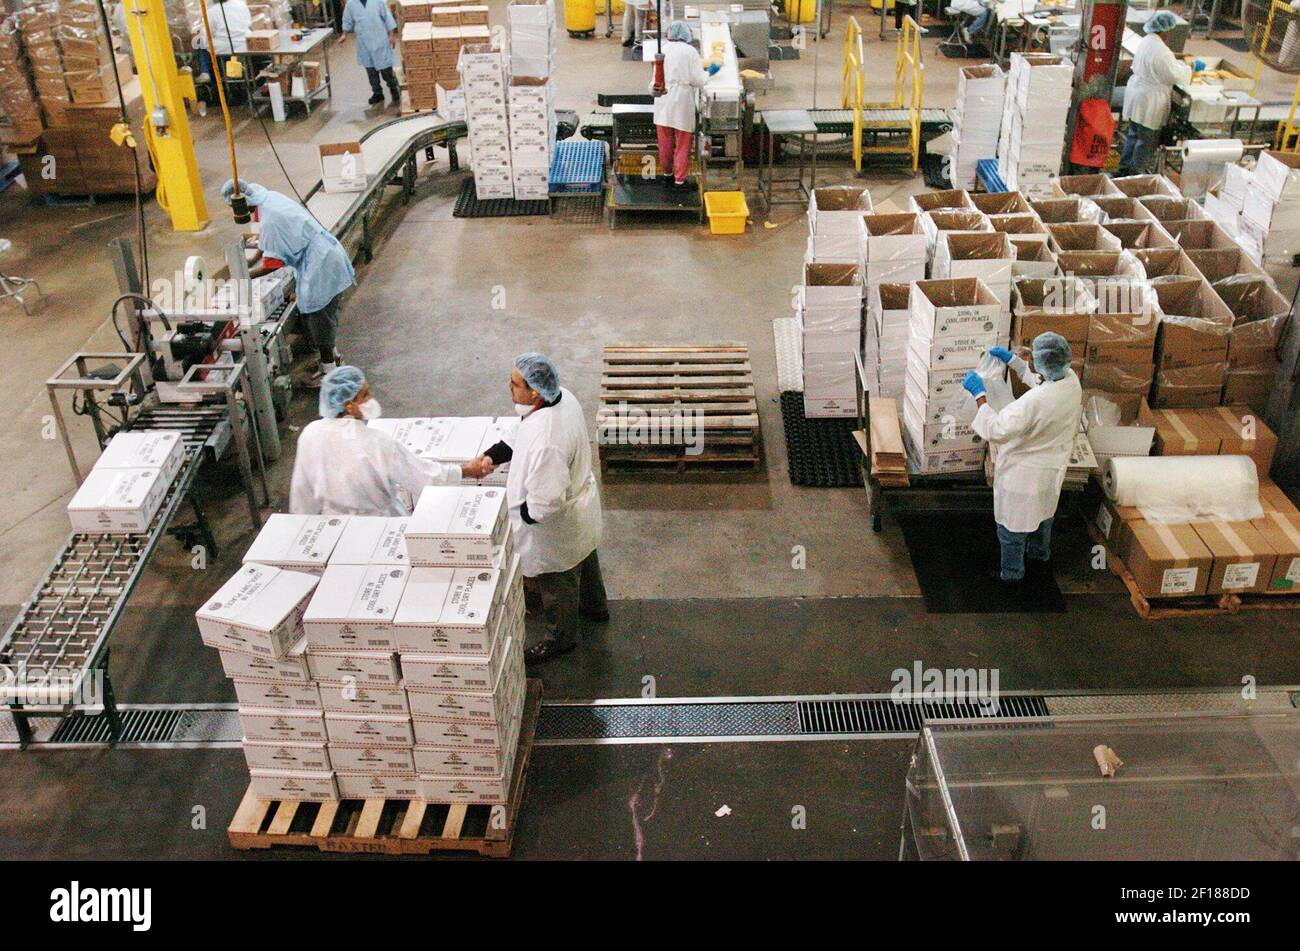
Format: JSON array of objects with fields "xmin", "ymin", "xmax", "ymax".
[{"xmin": 122, "ymin": 0, "xmax": 209, "ymax": 231}]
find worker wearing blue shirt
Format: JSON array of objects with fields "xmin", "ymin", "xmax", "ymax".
[
  {"xmin": 342, "ymin": 0, "xmax": 400, "ymax": 107},
  {"xmin": 222, "ymin": 180, "xmax": 356, "ymax": 387}
]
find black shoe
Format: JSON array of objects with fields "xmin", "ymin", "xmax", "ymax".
[
  {"xmin": 368, "ymin": 93, "xmax": 384, "ymax": 105},
  {"xmin": 622, "ymin": 37, "xmax": 634, "ymax": 47},
  {"xmin": 525, "ymin": 641, "xmax": 576, "ymax": 665},
  {"xmin": 1025, "ymin": 557, "xmax": 1052, "ymax": 577},
  {"xmin": 989, "ymin": 568, "xmax": 1023, "ymax": 586},
  {"xmin": 581, "ymin": 609, "xmax": 610, "ymax": 623}
]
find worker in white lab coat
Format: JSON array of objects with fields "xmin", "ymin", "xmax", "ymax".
[
  {"xmin": 290, "ymin": 366, "xmax": 494, "ymax": 517},
  {"xmin": 193, "ymin": 0, "xmax": 252, "ymax": 81},
  {"xmin": 621, "ymin": 0, "xmax": 649, "ymax": 47},
  {"xmin": 1118, "ymin": 11, "xmax": 1194, "ymax": 176},
  {"xmin": 962, "ymin": 334, "xmax": 1082, "ymax": 584},
  {"xmin": 478, "ymin": 353, "xmax": 607, "ymax": 664},
  {"xmin": 651, "ymin": 20, "xmax": 720, "ymax": 188}
]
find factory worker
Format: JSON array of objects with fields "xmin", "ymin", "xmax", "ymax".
[
  {"xmin": 222, "ymin": 179, "xmax": 355, "ymax": 388},
  {"xmin": 290, "ymin": 366, "xmax": 494, "ymax": 516},
  {"xmin": 341, "ymin": 0, "xmax": 400, "ymax": 107},
  {"xmin": 961, "ymin": 334, "xmax": 1082, "ymax": 584},
  {"xmin": 479, "ymin": 353, "xmax": 607, "ymax": 664},
  {"xmin": 621, "ymin": 0, "xmax": 649, "ymax": 47},
  {"xmin": 1118, "ymin": 11, "xmax": 1193, "ymax": 176},
  {"xmin": 193, "ymin": 0, "xmax": 252, "ymax": 82},
  {"xmin": 651, "ymin": 20, "xmax": 721, "ymax": 189}
]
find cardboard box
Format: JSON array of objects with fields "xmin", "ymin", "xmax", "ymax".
[
  {"xmin": 335, "ymin": 772, "xmax": 420, "ymax": 800},
  {"xmin": 1198, "ymin": 405, "xmax": 1277, "ymax": 476},
  {"xmin": 1191, "ymin": 520, "xmax": 1274, "ymax": 593},
  {"xmin": 406, "ymin": 639, "xmax": 517, "ymax": 722},
  {"xmin": 243, "ymin": 740, "xmax": 331, "ymax": 773},
  {"xmin": 248, "ymin": 768, "xmax": 336, "ymax": 802},
  {"xmin": 400, "ymin": 633, "xmax": 506, "ymax": 690},
  {"xmin": 327, "ymin": 516, "xmax": 410, "ymax": 567},
  {"xmin": 239, "ymin": 706, "xmax": 326, "ymax": 743},
  {"xmin": 232, "ymin": 678, "xmax": 321, "ymax": 711},
  {"xmin": 243, "ymin": 514, "xmax": 349, "ymax": 574},
  {"xmin": 305, "ymin": 649, "xmax": 401, "ymax": 685},
  {"xmin": 909, "ymin": 278, "xmax": 1002, "ymax": 346},
  {"xmin": 195, "ymin": 564, "xmax": 318, "ymax": 659},
  {"xmin": 406, "ymin": 486, "xmax": 509, "ymax": 567},
  {"xmin": 1085, "ymin": 313, "xmax": 1157, "ymax": 364},
  {"xmin": 1251, "ymin": 150, "xmax": 1300, "ymax": 203},
  {"xmin": 66, "ymin": 466, "xmax": 168, "ymax": 534},
  {"xmin": 303, "ymin": 564, "xmax": 411, "ymax": 651},
  {"xmin": 95, "ymin": 431, "xmax": 184, "ymax": 483},
  {"xmin": 244, "ymin": 30, "xmax": 280, "ymax": 52},
  {"xmin": 324, "ymin": 712, "xmax": 414, "ymax": 746},
  {"xmin": 416, "ymin": 770, "xmax": 513, "ymax": 803},
  {"xmin": 1251, "ymin": 512, "xmax": 1300, "ymax": 591},
  {"xmin": 1151, "ymin": 364, "xmax": 1227, "ymax": 409},
  {"xmin": 1154, "ymin": 317, "xmax": 1229, "ymax": 370},
  {"xmin": 220, "ymin": 649, "xmax": 311, "ymax": 684},
  {"xmin": 1257, "ymin": 480, "xmax": 1299, "ymax": 516},
  {"xmin": 328, "ymin": 744, "xmax": 415, "ymax": 774},
  {"xmin": 319, "ymin": 141, "xmax": 366, "ymax": 193},
  {"xmin": 1092, "ymin": 495, "xmax": 1140, "ymax": 555},
  {"xmin": 317, "ymin": 680, "xmax": 409, "ymax": 715},
  {"xmin": 1010, "ymin": 240, "xmax": 1060, "ymax": 279},
  {"xmin": 808, "ymin": 185, "xmax": 873, "ymax": 235},
  {"xmin": 1221, "ymin": 368, "xmax": 1274, "ymax": 415},
  {"xmin": 413, "ymin": 743, "xmax": 509, "ymax": 775},
  {"xmin": 394, "ymin": 564, "xmax": 507, "ymax": 654},
  {"xmin": 1139, "ymin": 405, "xmax": 1221, "ymax": 456},
  {"xmin": 1124, "ymin": 521, "xmax": 1212, "ymax": 597},
  {"xmin": 1081, "ymin": 361, "xmax": 1154, "ymax": 394}
]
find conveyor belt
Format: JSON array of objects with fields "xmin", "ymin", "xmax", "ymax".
[
  {"xmin": 581, "ymin": 107, "xmax": 952, "ymax": 141},
  {"xmin": 0, "ymin": 408, "xmax": 229, "ymax": 730}
]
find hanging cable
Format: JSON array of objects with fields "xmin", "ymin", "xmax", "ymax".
[{"xmin": 198, "ymin": 0, "xmax": 250, "ymax": 222}]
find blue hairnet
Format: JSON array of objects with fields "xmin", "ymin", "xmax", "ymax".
[
  {"xmin": 221, "ymin": 179, "xmax": 268, "ymax": 207},
  {"xmin": 1144, "ymin": 10, "xmax": 1178, "ymax": 33},
  {"xmin": 666, "ymin": 20, "xmax": 692, "ymax": 42},
  {"xmin": 319, "ymin": 365, "xmax": 366, "ymax": 418},
  {"xmin": 514, "ymin": 352, "xmax": 561, "ymax": 403},
  {"xmin": 1032, "ymin": 332, "xmax": 1072, "ymax": 381}
]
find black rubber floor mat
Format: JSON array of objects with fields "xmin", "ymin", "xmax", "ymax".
[
  {"xmin": 922, "ymin": 152, "xmax": 952, "ymax": 190},
  {"xmin": 452, "ymin": 179, "xmax": 550, "ymax": 218},
  {"xmin": 1216, "ymin": 38, "xmax": 1250, "ymax": 52},
  {"xmin": 780, "ymin": 391, "xmax": 863, "ymax": 488},
  {"xmin": 899, "ymin": 512, "xmax": 1067, "ymax": 614}
]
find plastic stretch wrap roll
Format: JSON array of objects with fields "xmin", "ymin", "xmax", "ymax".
[{"xmin": 1102, "ymin": 455, "xmax": 1263, "ymax": 524}]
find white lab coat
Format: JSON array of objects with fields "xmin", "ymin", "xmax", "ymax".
[
  {"xmin": 1123, "ymin": 33, "xmax": 1192, "ymax": 130},
  {"xmin": 289, "ymin": 416, "xmax": 462, "ymax": 517},
  {"xmin": 202, "ymin": 0, "xmax": 252, "ymax": 55},
  {"xmin": 652, "ymin": 39, "xmax": 708, "ymax": 133},
  {"xmin": 972, "ymin": 365, "xmax": 1082, "ymax": 533},
  {"xmin": 504, "ymin": 388, "xmax": 603, "ymax": 577}
]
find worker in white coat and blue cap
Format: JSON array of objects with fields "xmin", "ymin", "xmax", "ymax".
[
  {"xmin": 290, "ymin": 366, "xmax": 494, "ymax": 516},
  {"xmin": 342, "ymin": 0, "xmax": 400, "ymax": 107},
  {"xmin": 223, "ymin": 179, "xmax": 355, "ymax": 387},
  {"xmin": 1118, "ymin": 11, "xmax": 1196, "ymax": 176},
  {"xmin": 651, "ymin": 20, "xmax": 720, "ymax": 189},
  {"xmin": 962, "ymin": 334, "xmax": 1082, "ymax": 584},
  {"xmin": 479, "ymin": 353, "xmax": 608, "ymax": 664}
]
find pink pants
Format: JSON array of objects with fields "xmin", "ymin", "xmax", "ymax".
[{"xmin": 656, "ymin": 124, "xmax": 692, "ymax": 183}]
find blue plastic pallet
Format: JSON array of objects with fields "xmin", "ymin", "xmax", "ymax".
[
  {"xmin": 549, "ymin": 139, "xmax": 606, "ymax": 195},
  {"xmin": 976, "ymin": 159, "xmax": 1006, "ymax": 194}
]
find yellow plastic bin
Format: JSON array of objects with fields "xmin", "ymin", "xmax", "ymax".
[
  {"xmin": 785, "ymin": 0, "xmax": 817, "ymax": 23},
  {"xmin": 704, "ymin": 191, "xmax": 749, "ymax": 234}
]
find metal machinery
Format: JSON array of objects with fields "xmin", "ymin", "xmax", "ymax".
[
  {"xmin": 120, "ymin": 0, "xmax": 209, "ymax": 231},
  {"xmin": 841, "ymin": 15, "xmax": 924, "ymax": 172}
]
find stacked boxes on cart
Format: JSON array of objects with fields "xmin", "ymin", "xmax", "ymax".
[
  {"xmin": 506, "ymin": 0, "xmax": 558, "ymax": 200},
  {"xmin": 950, "ymin": 65, "xmax": 1006, "ymax": 191},
  {"xmin": 195, "ymin": 485, "xmax": 527, "ymax": 804},
  {"xmin": 460, "ymin": 43, "xmax": 513, "ymax": 198},
  {"xmin": 1231, "ymin": 151, "xmax": 1300, "ymax": 304},
  {"xmin": 397, "ymin": 0, "xmax": 491, "ymax": 112}
]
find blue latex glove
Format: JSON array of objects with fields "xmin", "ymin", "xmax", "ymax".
[
  {"xmin": 707, "ymin": 63, "xmax": 721, "ymax": 76},
  {"xmin": 988, "ymin": 346, "xmax": 1014, "ymax": 364},
  {"xmin": 962, "ymin": 370, "xmax": 986, "ymax": 399},
  {"xmin": 1192, "ymin": 59, "xmax": 1207, "ymax": 71}
]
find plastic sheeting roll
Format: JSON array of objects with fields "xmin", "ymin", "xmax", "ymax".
[{"xmin": 1103, "ymin": 455, "xmax": 1263, "ymax": 524}]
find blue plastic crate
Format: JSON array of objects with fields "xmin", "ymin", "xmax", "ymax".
[
  {"xmin": 549, "ymin": 140, "xmax": 606, "ymax": 195},
  {"xmin": 976, "ymin": 159, "xmax": 1006, "ymax": 194}
]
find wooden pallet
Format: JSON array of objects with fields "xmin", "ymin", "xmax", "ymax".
[
  {"xmin": 597, "ymin": 343, "xmax": 762, "ymax": 473},
  {"xmin": 227, "ymin": 680, "xmax": 542, "ymax": 857},
  {"xmin": 1088, "ymin": 523, "xmax": 1300, "ymax": 620}
]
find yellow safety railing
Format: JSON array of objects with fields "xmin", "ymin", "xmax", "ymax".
[
  {"xmin": 842, "ymin": 15, "xmax": 923, "ymax": 172},
  {"xmin": 843, "ymin": 16, "xmax": 866, "ymax": 170},
  {"xmin": 1279, "ymin": 76, "xmax": 1300, "ymax": 152},
  {"xmin": 898, "ymin": 15, "xmax": 923, "ymax": 172}
]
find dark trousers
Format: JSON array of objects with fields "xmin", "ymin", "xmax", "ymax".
[
  {"xmin": 996, "ymin": 517, "xmax": 1054, "ymax": 581},
  {"xmin": 300, "ymin": 291, "xmax": 342, "ymax": 362},
  {"xmin": 366, "ymin": 66, "xmax": 400, "ymax": 101},
  {"xmin": 526, "ymin": 550, "xmax": 608, "ymax": 648},
  {"xmin": 1118, "ymin": 122, "xmax": 1160, "ymax": 177}
]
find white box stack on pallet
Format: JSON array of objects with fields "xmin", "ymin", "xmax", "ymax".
[
  {"xmin": 507, "ymin": 0, "xmax": 557, "ymax": 80},
  {"xmin": 997, "ymin": 53, "xmax": 1071, "ymax": 197},
  {"xmin": 508, "ymin": 76, "xmax": 556, "ymax": 200},
  {"xmin": 902, "ymin": 278, "xmax": 1004, "ymax": 474},
  {"xmin": 459, "ymin": 44, "xmax": 512, "ymax": 199},
  {"xmin": 950, "ymin": 64, "xmax": 1006, "ymax": 190},
  {"xmin": 1239, "ymin": 151, "xmax": 1300, "ymax": 301},
  {"xmin": 799, "ymin": 261, "xmax": 864, "ymax": 418},
  {"xmin": 867, "ymin": 282, "xmax": 912, "ymax": 401},
  {"xmin": 65, "ymin": 431, "xmax": 185, "ymax": 534},
  {"xmin": 805, "ymin": 186, "xmax": 871, "ymax": 265}
]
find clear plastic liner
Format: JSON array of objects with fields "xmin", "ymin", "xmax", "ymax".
[
  {"xmin": 1081, "ymin": 362, "xmax": 1154, "ymax": 393},
  {"xmin": 1013, "ymin": 276, "xmax": 1096, "ymax": 315},
  {"xmin": 910, "ymin": 189, "xmax": 974, "ymax": 213},
  {"xmin": 949, "ymin": 351, "xmax": 1015, "ymax": 423},
  {"xmin": 970, "ymin": 191, "xmax": 1032, "ymax": 215},
  {"xmin": 1228, "ymin": 314, "xmax": 1284, "ymax": 353},
  {"xmin": 1103, "ymin": 455, "xmax": 1263, "ymax": 523},
  {"xmin": 1083, "ymin": 393, "xmax": 1123, "ymax": 428},
  {"xmin": 1137, "ymin": 195, "xmax": 1199, "ymax": 222},
  {"xmin": 1048, "ymin": 222, "xmax": 1122, "ymax": 252},
  {"xmin": 811, "ymin": 185, "xmax": 872, "ymax": 212},
  {"xmin": 1090, "ymin": 196, "xmax": 1140, "ymax": 220},
  {"xmin": 1089, "ymin": 310, "xmax": 1158, "ymax": 345},
  {"xmin": 1103, "ymin": 221, "xmax": 1162, "ymax": 251},
  {"xmin": 1212, "ymin": 274, "xmax": 1289, "ymax": 323},
  {"xmin": 1029, "ymin": 197, "xmax": 1104, "ymax": 224},
  {"xmin": 1054, "ymin": 173, "xmax": 1119, "ymax": 198}
]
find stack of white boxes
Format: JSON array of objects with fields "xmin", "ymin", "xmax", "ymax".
[
  {"xmin": 950, "ymin": 64, "xmax": 1006, "ymax": 190},
  {"xmin": 460, "ymin": 44, "xmax": 512, "ymax": 199},
  {"xmin": 930, "ymin": 230, "xmax": 1015, "ymax": 344},
  {"xmin": 65, "ymin": 431, "xmax": 185, "ymax": 534},
  {"xmin": 997, "ymin": 53, "xmax": 1071, "ymax": 196},
  {"xmin": 368, "ymin": 416, "xmax": 516, "ymax": 486},
  {"xmin": 507, "ymin": 0, "xmax": 556, "ymax": 80},
  {"xmin": 198, "ymin": 487, "xmax": 528, "ymax": 805},
  {"xmin": 902, "ymin": 278, "xmax": 1004, "ymax": 474},
  {"xmin": 799, "ymin": 261, "xmax": 864, "ymax": 418},
  {"xmin": 508, "ymin": 76, "xmax": 556, "ymax": 200},
  {"xmin": 867, "ymin": 283, "xmax": 912, "ymax": 401},
  {"xmin": 1239, "ymin": 150, "xmax": 1300, "ymax": 302},
  {"xmin": 805, "ymin": 186, "xmax": 871, "ymax": 265}
]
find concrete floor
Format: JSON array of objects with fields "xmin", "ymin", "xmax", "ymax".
[{"xmin": 0, "ymin": 5, "xmax": 1297, "ymax": 860}]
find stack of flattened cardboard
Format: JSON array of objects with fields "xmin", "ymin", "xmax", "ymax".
[{"xmin": 866, "ymin": 397, "xmax": 908, "ymax": 487}]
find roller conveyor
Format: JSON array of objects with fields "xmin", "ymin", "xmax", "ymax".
[{"xmin": 580, "ymin": 107, "xmax": 952, "ymax": 140}]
